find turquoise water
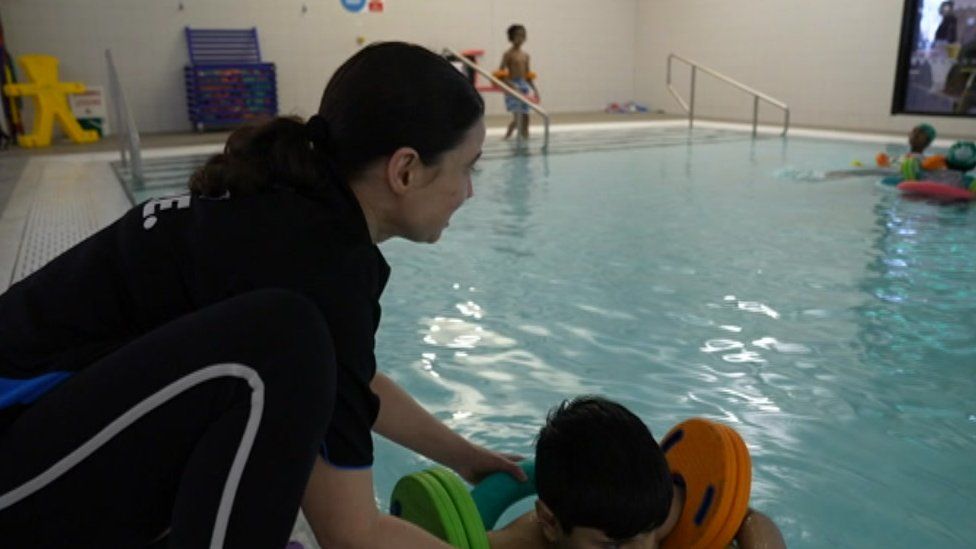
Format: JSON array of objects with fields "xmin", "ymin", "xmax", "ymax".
[{"xmin": 370, "ymin": 132, "xmax": 976, "ymax": 548}]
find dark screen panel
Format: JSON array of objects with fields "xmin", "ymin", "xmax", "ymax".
[{"xmin": 892, "ymin": 0, "xmax": 976, "ymax": 117}]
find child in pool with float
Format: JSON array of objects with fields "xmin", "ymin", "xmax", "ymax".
[{"xmin": 486, "ymin": 396, "xmax": 785, "ymax": 549}]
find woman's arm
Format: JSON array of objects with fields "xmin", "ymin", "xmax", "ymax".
[
  {"xmin": 370, "ymin": 372, "xmax": 525, "ymax": 483},
  {"xmin": 302, "ymin": 456, "xmax": 453, "ymax": 549}
]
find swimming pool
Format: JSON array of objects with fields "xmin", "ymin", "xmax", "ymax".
[
  {"xmin": 117, "ymin": 126, "xmax": 974, "ymax": 547},
  {"xmin": 358, "ymin": 130, "xmax": 975, "ymax": 548}
]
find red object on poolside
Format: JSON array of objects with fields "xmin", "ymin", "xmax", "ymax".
[{"xmin": 897, "ymin": 181, "xmax": 975, "ymax": 201}]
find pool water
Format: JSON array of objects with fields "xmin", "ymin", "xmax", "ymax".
[{"xmin": 368, "ymin": 131, "xmax": 976, "ymax": 548}]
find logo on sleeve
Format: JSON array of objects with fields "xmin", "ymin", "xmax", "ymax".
[{"xmin": 142, "ymin": 195, "xmax": 191, "ymax": 230}]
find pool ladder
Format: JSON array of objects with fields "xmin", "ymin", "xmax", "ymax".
[
  {"xmin": 444, "ymin": 47, "xmax": 550, "ymax": 153},
  {"xmin": 667, "ymin": 53, "xmax": 789, "ymax": 137}
]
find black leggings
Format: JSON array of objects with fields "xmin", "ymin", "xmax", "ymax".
[{"xmin": 0, "ymin": 289, "xmax": 336, "ymax": 548}]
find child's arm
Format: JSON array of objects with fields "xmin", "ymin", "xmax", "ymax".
[
  {"xmin": 526, "ymin": 55, "xmax": 539, "ymax": 98},
  {"xmin": 734, "ymin": 509, "xmax": 787, "ymax": 549}
]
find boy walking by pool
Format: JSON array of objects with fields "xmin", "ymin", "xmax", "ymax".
[
  {"xmin": 487, "ymin": 397, "xmax": 786, "ymax": 549},
  {"xmin": 500, "ymin": 24, "xmax": 539, "ymax": 140}
]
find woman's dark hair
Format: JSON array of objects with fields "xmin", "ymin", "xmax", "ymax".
[
  {"xmin": 507, "ymin": 24, "xmax": 526, "ymax": 42},
  {"xmin": 190, "ymin": 42, "xmax": 484, "ymax": 198},
  {"xmin": 535, "ymin": 396, "xmax": 673, "ymax": 540}
]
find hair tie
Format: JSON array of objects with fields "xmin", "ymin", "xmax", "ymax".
[{"xmin": 306, "ymin": 115, "xmax": 331, "ymax": 150}]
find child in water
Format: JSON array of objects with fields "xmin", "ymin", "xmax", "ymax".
[
  {"xmin": 487, "ymin": 397, "xmax": 786, "ymax": 549},
  {"xmin": 908, "ymin": 123, "xmax": 937, "ymax": 157},
  {"xmin": 915, "ymin": 141, "xmax": 976, "ymax": 190}
]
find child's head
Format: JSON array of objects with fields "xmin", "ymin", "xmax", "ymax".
[
  {"xmin": 535, "ymin": 396, "xmax": 674, "ymax": 548},
  {"xmin": 507, "ymin": 24, "xmax": 527, "ymax": 46},
  {"xmin": 909, "ymin": 123, "xmax": 936, "ymax": 152},
  {"xmin": 940, "ymin": 1, "xmax": 954, "ymax": 15}
]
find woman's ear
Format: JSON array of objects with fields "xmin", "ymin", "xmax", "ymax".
[
  {"xmin": 535, "ymin": 499, "xmax": 561, "ymax": 542},
  {"xmin": 385, "ymin": 147, "xmax": 421, "ymax": 197}
]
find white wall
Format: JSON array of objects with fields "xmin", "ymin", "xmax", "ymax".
[
  {"xmin": 636, "ymin": 0, "xmax": 976, "ymax": 137},
  {"xmin": 2, "ymin": 0, "xmax": 640, "ymax": 133},
  {"xmin": 6, "ymin": 0, "xmax": 972, "ymax": 137}
]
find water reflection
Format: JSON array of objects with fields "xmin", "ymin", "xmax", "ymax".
[
  {"xmin": 486, "ymin": 154, "xmax": 538, "ymax": 259},
  {"xmin": 856, "ymin": 194, "xmax": 976, "ymax": 370}
]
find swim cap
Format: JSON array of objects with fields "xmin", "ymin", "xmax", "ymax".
[
  {"xmin": 916, "ymin": 123, "xmax": 937, "ymax": 142},
  {"xmin": 947, "ymin": 141, "xmax": 976, "ymax": 172}
]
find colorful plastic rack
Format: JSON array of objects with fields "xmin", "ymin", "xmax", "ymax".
[{"xmin": 183, "ymin": 27, "xmax": 277, "ymax": 131}]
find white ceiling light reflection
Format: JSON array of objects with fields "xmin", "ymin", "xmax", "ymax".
[
  {"xmin": 737, "ymin": 300, "xmax": 780, "ymax": 319},
  {"xmin": 751, "ymin": 337, "xmax": 811, "ymax": 354},
  {"xmin": 420, "ymin": 316, "xmax": 516, "ymax": 349},
  {"xmin": 720, "ymin": 388, "xmax": 782, "ymax": 413},
  {"xmin": 722, "ymin": 295, "xmax": 780, "ymax": 319},
  {"xmin": 700, "ymin": 339, "xmax": 744, "ymax": 353},
  {"xmin": 517, "ymin": 324, "xmax": 551, "ymax": 337},
  {"xmin": 574, "ymin": 303, "xmax": 637, "ymax": 320},
  {"xmin": 721, "ymin": 350, "xmax": 767, "ymax": 364},
  {"xmin": 456, "ymin": 301, "xmax": 484, "ymax": 319}
]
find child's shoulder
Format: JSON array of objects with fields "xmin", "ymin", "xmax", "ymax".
[{"xmin": 486, "ymin": 511, "xmax": 548, "ymax": 549}]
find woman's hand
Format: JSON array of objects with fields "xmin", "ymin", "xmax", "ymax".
[{"xmin": 450, "ymin": 443, "xmax": 527, "ymax": 485}]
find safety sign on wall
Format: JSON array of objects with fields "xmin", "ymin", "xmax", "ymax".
[
  {"xmin": 341, "ymin": 0, "xmax": 383, "ymax": 13},
  {"xmin": 340, "ymin": 0, "xmax": 366, "ymax": 12}
]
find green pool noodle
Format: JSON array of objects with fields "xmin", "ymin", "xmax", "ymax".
[
  {"xmin": 427, "ymin": 467, "xmax": 491, "ymax": 549},
  {"xmin": 390, "ymin": 470, "xmax": 470, "ymax": 548}
]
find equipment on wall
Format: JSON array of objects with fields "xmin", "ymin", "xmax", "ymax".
[{"xmin": 183, "ymin": 27, "xmax": 278, "ymax": 131}]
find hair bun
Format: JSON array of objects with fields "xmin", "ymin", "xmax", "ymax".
[{"xmin": 306, "ymin": 115, "xmax": 331, "ymax": 150}]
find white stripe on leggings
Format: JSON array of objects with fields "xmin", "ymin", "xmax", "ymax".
[{"xmin": 0, "ymin": 363, "xmax": 265, "ymax": 549}]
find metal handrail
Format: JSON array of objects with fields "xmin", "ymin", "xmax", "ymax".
[
  {"xmin": 105, "ymin": 49, "xmax": 143, "ymax": 185},
  {"xmin": 667, "ymin": 53, "xmax": 789, "ymax": 137},
  {"xmin": 443, "ymin": 47, "xmax": 549, "ymax": 152}
]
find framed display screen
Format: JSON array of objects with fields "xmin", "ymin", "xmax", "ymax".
[{"xmin": 892, "ymin": 0, "xmax": 976, "ymax": 116}]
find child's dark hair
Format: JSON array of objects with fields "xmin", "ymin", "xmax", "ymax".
[
  {"xmin": 507, "ymin": 24, "xmax": 526, "ymax": 42},
  {"xmin": 535, "ymin": 396, "xmax": 673, "ymax": 540},
  {"xmin": 190, "ymin": 42, "xmax": 484, "ymax": 198}
]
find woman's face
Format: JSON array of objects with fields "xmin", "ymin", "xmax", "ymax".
[{"xmin": 399, "ymin": 118, "xmax": 485, "ymax": 243}]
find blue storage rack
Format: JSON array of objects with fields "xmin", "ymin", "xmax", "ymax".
[{"xmin": 183, "ymin": 27, "xmax": 277, "ymax": 131}]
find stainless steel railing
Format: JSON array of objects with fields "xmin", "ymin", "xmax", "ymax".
[
  {"xmin": 667, "ymin": 53, "xmax": 789, "ymax": 137},
  {"xmin": 105, "ymin": 49, "xmax": 143, "ymax": 185},
  {"xmin": 444, "ymin": 47, "xmax": 549, "ymax": 152}
]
